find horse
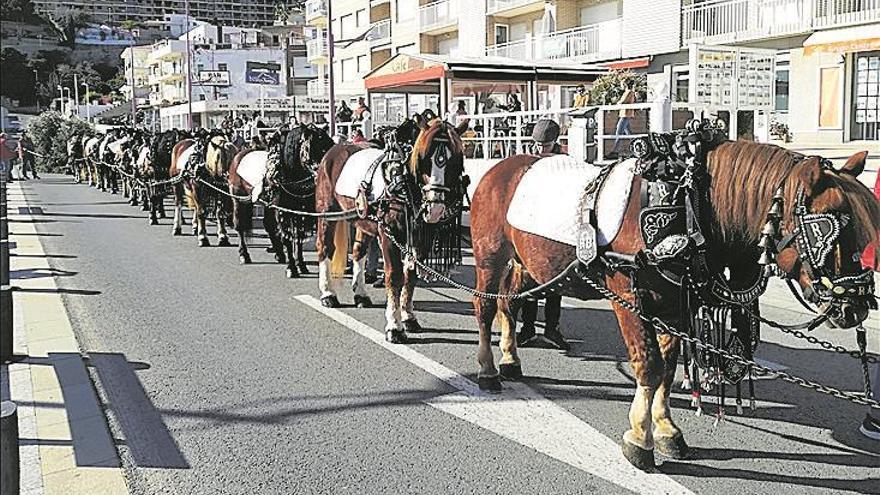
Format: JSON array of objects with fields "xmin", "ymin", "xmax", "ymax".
[
  {"xmin": 142, "ymin": 129, "xmax": 184, "ymax": 225},
  {"xmin": 83, "ymin": 133, "xmax": 104, "ymax": 188},
  {"xmin": 169, "ymin": 131, "xmax": 237, "ymax": 246},
  {"xmin": 96, "ymin": 130, "xmax": 121, "ymax": 193},
  {"xmin": 228, "ymin": 124, "xmax": 334, "ymax": 274},
  {"xmin": 66, "ymin": 133, "xmax": 86, "ymax": 183},
  {"xmin": 468, "ymin": 140, "xmax": 880, "ymax": 470},
  {"xmin": 314, "ymin": 113, "xmax": 467, "ymax": 343},
  {"xmin": 106, "ymin": 129, "xmax": 137, "ymax": 200}
]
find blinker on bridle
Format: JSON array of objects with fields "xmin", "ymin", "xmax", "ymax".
[{"xmin": 758, "ymin": 179, "xmax": 876, "ymax": 310}]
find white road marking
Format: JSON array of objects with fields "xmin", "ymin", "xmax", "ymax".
[{"xmin": 296, "ymin": 295, "xmax": 695, "ymax": 495}]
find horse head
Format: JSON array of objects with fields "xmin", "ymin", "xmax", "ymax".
[
  {"xmin": 409, "ymin": 114, "xmax": 465, "ymax": 224},
  {"xmin": 299, "ymin": 124, "xmax": 334, "ymax": 172},
  {"xmin": 772, "ymin": 152, "xmax": 879, "ymax": 329}
]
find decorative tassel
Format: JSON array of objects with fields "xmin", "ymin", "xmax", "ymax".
[
  {"xmin": 748, "ymin": 369, "xmax": 756, "ymax": 411},
  {"xmin": 735, "ymin": 382, "xmax": 743, "ymax": 415}
]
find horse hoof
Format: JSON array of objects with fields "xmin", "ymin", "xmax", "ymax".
[
  {"xmin": 141, "ymin": 203, "xmax": 150, "ymax": 212},
  {"xmin": 265, "ymin": 246, "xmax": 276, "ymax": 253},
  {"xmin": 172, "ymin": 228, "xmax": 182, "ymax": 236},
  {"xmin": 320, "ymin": 296, "xmax": 340, "ymax": 308},
  {"xmin": 499, "ymin": 363, "xmax": 523, "ymax": 380},
  {"xmin": 478, "ymin": 375, "xmax": 503, "ymax": 393},
  {"xmin": 199, "ymin": 238, "xmax": 210, "ymax": 247},
  {"xmin": 354, "ymin": 295, "xmax": 372, "ymax": 308},
  {"xmin": 402, "ymin": 319, "xmax": 422, "ymax": 333},
  {"xmin": 239, "ymin": 254, "xmax": 252, "ymax": 265},
  {"xmin": 286, "ymin": 268, "xmax": 299, "ymax": 279},
  {"xmin": 655, "ymin": 434, "xmax": 690, "ymax": 460},
  {"xmin": 385, "ymin": 329, "xmax": 408, "ymax": 344},
  {"xmin": 217, "ymin": 237, "xmax": 231, "ymax": 247},
  {"xmin": 297, "ymin": 262, "xmax": 309, "ymax": 275},
  {"xmin": 159, "ymin": 212, "xmax": 167, "ymax": 219},
  {"xmin": 150, "ymin": 218, "xmax": 159, "ymax": 226},
  {"xmin": 274, "ymin": 253, "xmax": 287, "ymax": 264},
  {"xmin": 621, "ymin": 442, "xmax": 656, "ymax": 472}
]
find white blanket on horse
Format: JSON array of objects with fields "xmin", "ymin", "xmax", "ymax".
[
  {"xmin": 506, "ymin": 156, "xmax": 636, "ymax": 246},
  {"xmin": 108, "ymin": 137, "xmax": 130, "ymax": 157},
  {"xmin": 334, "ymin": 148, "xmax": 386, "ymax": 199},
  {"xmin": 236, "ymin": 151, "xmax": 269, "ymax": 202}
]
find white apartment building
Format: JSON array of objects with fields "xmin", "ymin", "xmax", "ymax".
[
  {"xmin": 304, "ymin": 0, "xmax": 878, "ymax": 143},
  {"xmin": 33, "ymin": 0, "xmax": 277, "ymax": 27},
  {"xmin": 143, "ymin": 23, "xmax": 305, "ymax": 129}
]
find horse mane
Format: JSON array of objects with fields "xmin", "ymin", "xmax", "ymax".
[
  {"xmin": 409, "ymin": 119, "xmax": 463, "ymax": 176},
  {"xmin": 709, "ymin": 141, "xmax": 880, "ymax": 250}
]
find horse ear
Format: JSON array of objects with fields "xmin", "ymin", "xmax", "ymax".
[
  {"xmin": 797, "ymin": 156, "xmax": 823, "ymax": 193},
  {"xmin": 413, "ymin": 113, "xmax": 428, "ymax": 130},
  {"xmin": 841, "ymin": 150, "xmax": 867, "ymax": 177},
  {"xmin": 454, "ymin": 119, "xmax": 469, "ymax": 136}
]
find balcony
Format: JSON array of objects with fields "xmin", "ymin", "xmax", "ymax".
[
  {"xmin": 307, "ymin": 79, "xmax": 329, "ymax": 99},
  {"xmin": 306, "ymin": 31, "xmax": 328, "ymax": 62},
  {"xmin": 486, "ymin": 0, "xmax": 544, "ymax": 17},
  {"xmin": 486, "ymin": 19, "xmax": 622, "ymax": 63},
  {"xmin": 367, "ymin": 20, "xmax": 392, "ymax": 47},
  {"xmin": 419, "ymin": 0, "xmax": 458, "ymax": 35},
  {"xmin": 681, "ymin": 0, "xmax": 880, "ymax": 46},
  {"xmin": 305, "ymin": 0, "xmax": 328, "ymax": 26}
]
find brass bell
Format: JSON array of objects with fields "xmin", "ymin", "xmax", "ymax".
[
  {"xmin": 761, "ymin": 221, "xmax": 778, "ymax": 236},
  {"xmin": 763, "ymin": 263, "xmax": 779, "ymax": 277},
  {"xmin": 768, "ymin": 201, "xmax": 784, "ymax": 218},
  {"xmin": 758, "ymin": 235, "xmax": 774, "ymax": 249},
  {"xmin": 773, "ymin": 187, "xmax": 784, "ymax": 201},
  {"xmin": 758, "ymin": 250, "xmax": 773, "ymax": 265}
]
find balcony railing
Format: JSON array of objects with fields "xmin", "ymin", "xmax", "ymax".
[
  {"xmin": 486, "ymin": 0, "xmax": 542, "ymax": 15},
  {"xmin": 306, "ymin": 32, "xmax": 327, "ymax": 60},
  {"xmin": 307, "ymin": 79, "xmax": 328, "ymax": 99},
  {"xmin": 486, "ymin": 19, "xmax": 623, "ymax": 63},
  {"xmin": 682, "ymin": 0, "xmax": 880, "ymax": 45},
  {"xmin": 305, "ymin": 0, "xmax": 327, "ymax": 22},
  {"xmin": 367, "ymin": 19, "xmax": 392, "ymax": 47},
  {"xmin": 419, "ymin": 0, "xmax": 458, "ymax": 32}
]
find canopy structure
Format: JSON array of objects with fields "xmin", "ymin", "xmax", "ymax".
[
  {"xmin": 803, "ymin": 24, "xmax": 880, "ymax": 55},
  {"xmin": 363, "ymin": 53, "xmax": 607, "ymax": 118}
]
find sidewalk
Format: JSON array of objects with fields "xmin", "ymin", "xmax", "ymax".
[{"xmin": 0, "ymin": 180, "xmax": 128, "ymax": 495}]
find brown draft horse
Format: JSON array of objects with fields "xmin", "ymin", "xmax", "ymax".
[
  {"xmin": 169, "ymin": 132, "xmax": 238, "ymax": 246},
  {"xmin": 315, "ymin": 115, "xmax": 466, "ymax": 343},
  {"xmin": 469, "ymin": 141, "xmax": 879, "ymax": 469}
]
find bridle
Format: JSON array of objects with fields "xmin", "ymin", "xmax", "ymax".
[
  {"xmin": 415, "ymin": 122, "xmax": 464, "ymax": 224},
  {"xmin": 757, "ymin": 164, "xmax": 877, "ymax": 313}
]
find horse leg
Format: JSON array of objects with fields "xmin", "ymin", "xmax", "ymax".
[
  {"xmin": 111, "ymin": 169, "xmax": 119, "ymax": 194},
  {"xmin": 400, "ymin": 261, "xmax": 420, "ymax": 333},
  {"xmin": 496, "ymin": 266, "xmax": 522, "ymax": 380},
  {"xmin": 148, "ymin": 194, "xmax": 159, "ymax": 225},
  {"xmin": 264, "ymin": 211, "xmax": 285, "ymax": 263},
  {"xmin": 233, "ymin": 198, "xmax": 253, "ymax": 264},
  {"xmin": 296, "ymin": 229, "xmax": 309, "ymax": 274},
  {"xmin": 350, "ymin": 231, "xmax": 370, "ymax": 307},
  {"xmin": 216, "ymin": 198, "xmax": 231, "ymax": 246},
  {"xmin": 172, "ymin": 185, "xmax": 184, "ymax": 235},
  {"xmin": 651, "ymin": 334, "xmax": 688, "ymax": 459},
  {"xmin": 473, "ymin": 263, "xmax": 505, "ymax": 392},
  {"xmin": 608, "ymin": 273, "xmax": 664, "ymax": 471},
  {"xmin": 316, "ymin": 220, "xmax": 340, "ymax": 307},
  {"xmin": 382, "ymin": 241, "xmax": 406, "ymax": 343},
  {"xmin": 196, "ymin": 202, "xmax": 209, "ymax": 247}
]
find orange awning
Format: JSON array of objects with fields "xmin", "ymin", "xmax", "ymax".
[
  {"xmin": 804, "ymin": 25, "xmax": 880, "ymax": 55},
  {"xmin": 365, "ymin": 66, "xmax": 446, "ymax": 90},
  {"xmin": 602, "ymin": 57, "xmax": 651, "ymax": 70}
]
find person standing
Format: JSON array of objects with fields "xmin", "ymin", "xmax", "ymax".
[
  {"xmin": 0, "ymin": 133, "xmax": 15, "ymax": 182},
  {"xmin": 573, "ymin": 84, "xmax": 590, "ymax": 108},
  {"xmin": 17, "ymin": 132, "xmax": 38, "ymax": 179},
  {"xmin": 337, "ymin": 100, "xmax": 353, "ymax": 123},
  {"xmin": 353, "ymin": 97, "xmax": 371, "ymax": 121},
  {"xmin": 608, "ymin": 79, "xmax": 637, "ymax": 159}
]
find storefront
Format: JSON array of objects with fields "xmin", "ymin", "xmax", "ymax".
[{"xmin": 363, "ymin": 53, "xmax": 605, "ymax": 124}]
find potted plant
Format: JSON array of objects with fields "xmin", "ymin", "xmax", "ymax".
[{"xmin": 769, "ymin": 120, "xmax": 791, "ymax": 143}]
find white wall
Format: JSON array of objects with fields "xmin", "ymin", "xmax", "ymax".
[{"xmin": 622, "ymin": 0, "xmax": 681, "ymax": 58}]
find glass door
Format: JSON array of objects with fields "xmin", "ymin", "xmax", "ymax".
[{"xmin": 852, "ymin": 51, "xmax": 879, "ymax": 141}]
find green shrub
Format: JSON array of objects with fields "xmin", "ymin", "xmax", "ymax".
[
  {"xmin": 26, "ymin": 111, "xmax": 92, "ymax": 172},
  {"xmin": 588, "ymin": 70, "xmax": 648, "ymax": 105}
]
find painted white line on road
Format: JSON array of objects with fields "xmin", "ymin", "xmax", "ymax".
[{"xmin": 296, "ymin": 294, "xmax": 695, "ymax": 495}]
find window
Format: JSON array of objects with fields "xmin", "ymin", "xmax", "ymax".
[
  {"xmin": 341, "ymin": 58, "xmax": 355, "ymax": 82},
  {"xmin": 341, "ymin": 14, "xmax": 355, "ymax": 38},
  {"xmin": 674, "ymin": 72, "xmax": 689, "ymax": 102},
  {"xmin": 819, "ymin": 66, "xmax": 842, "ymax": 128},
  {"xmin": 775, "ymin": 68, "xmax": 789, "ymax": 111},
  {"xmin": 396, "ymin": 0, "xmax": 415, "ymax": 22},
  {"xmin": 396, "ymin": 43, "xmax": 417, "ymax": 55},
  {"xmin": 357, "ymin": 55, "xmax": 368, "ymax": 74},
  {"xmin": 356, "ymin": 9, "xmax": 367, "ymax": 28},
  {"xmin": 494, "ymin": 24, "xmax": 509, "ymax": 45},
  {"xmin": 218, "ymin": 63, "xmax": 227, "ymax": 71}
]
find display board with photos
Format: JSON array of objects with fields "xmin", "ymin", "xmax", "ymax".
[{"xmin": 689, "ymin": 45, "xmax": 775, "ymax": 110}]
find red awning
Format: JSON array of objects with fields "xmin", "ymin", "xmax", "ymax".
[
  {"xmin": 602, "ymin": 57, "xmax": 651, "ymax": 70},
  {"xmin": 365, "ymin": 65, "xmax": 446, "ymax": 90}
]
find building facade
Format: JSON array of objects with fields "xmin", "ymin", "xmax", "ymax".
[
  {"xmin": 302, "ymin": 0, "xmax": 877, "ymax": 142},
  {"xmin": 33, "ymin": 0, "xmax": 278, "ymax": 27}
]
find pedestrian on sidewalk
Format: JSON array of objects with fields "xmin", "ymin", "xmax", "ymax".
[
  {"xmin": 17, "ymin": 132, "xmax": 39, "ymax": 179},
  {"xmin": 608, "ymin": 80, "xmax": 637, "ymax": 159},
  {"xmin": 0, "ymin": 133, "xmax": 15, "ymax": 182}
]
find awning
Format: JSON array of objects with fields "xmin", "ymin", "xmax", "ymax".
[
  {"xmin": 364, "ymin": 53, "xmax": 606, "ymax": 93},
  {"xmin": 804, "ymin": 24, "xmax": 880, "ymax": 55},
  {"xmin": 601, "ymin": 57, "xmax": 651, "ymax": 70}
]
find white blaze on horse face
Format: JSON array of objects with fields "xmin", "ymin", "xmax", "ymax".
[{"xmin": 423, "ymin": 145, "xmax": 451, "ymax": 223}]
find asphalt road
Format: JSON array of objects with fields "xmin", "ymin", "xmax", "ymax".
[{"xmin": 16, "ymin": 175, "xmax": 880, "ymax": 494}]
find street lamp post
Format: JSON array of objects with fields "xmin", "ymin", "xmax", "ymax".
[
  {"xmin": 81, "ymin": 82, "xmax": 91, "ymax": 124},
  {"xmin": 73, "ymin": 73, "xmax": 80, "ymax": 119},
  {"xmin": 184, "ymin": 0, "xmax": 193, "ymax": 129},
  {"xmin": 129, "ymin": 30, "xmax": 139, "ymax": 126},
  {"xmin": 326, "ymin": 0, "xmax": 336, "ymax": 137},
  {"xmin": 32, "ymin": 69, "xmax": 40, "ymax": 112}
]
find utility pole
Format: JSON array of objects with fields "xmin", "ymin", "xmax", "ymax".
[
  {"xmin": 82, "ymin": 82, "xmax": 91, "ymax": 124},
  {"xmin": 184, "ymin": 0, "xmax": 194, "ymax": 129},
  {"xmin": 129, "ymin": 32, "xmax": 138, "ymax": 126},
  {"xmin": 326, "ymin": 0, "xmax": 336, "ymax": 137},
  {"xmin": 33, "ymin": 69, "xmax": 40, "ymax": 112},
  {"xmin": 73, "ymin": 73, "xmax": 80, "ymax": 119}
]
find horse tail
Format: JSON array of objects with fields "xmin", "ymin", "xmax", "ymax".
[{"xmin": 330, "ymin": 222, "xmax": 349, "ymax": 278}]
